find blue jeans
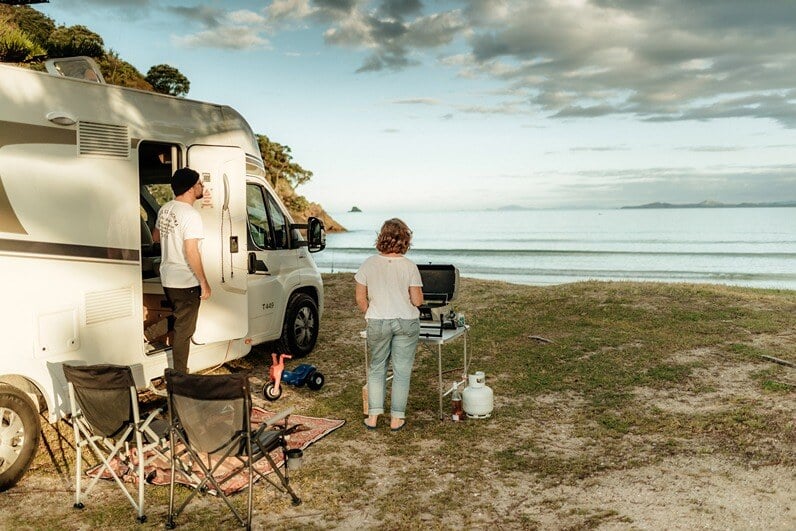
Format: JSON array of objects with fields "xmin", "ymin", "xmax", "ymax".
[{"xmin": 366, "ymin": 318, "xmax": 420, "ymax": 418}]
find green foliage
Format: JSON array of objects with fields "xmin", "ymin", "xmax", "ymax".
[
  {"xmin": 145, "ymin": 63, "xmax": 190, "ymax": 97},
  {"xmin": 97, "ymin": 50, "xmax": 152, "ymax": 91},
  {"xmin": 282, "ymin": 194, "xmax": 310, "ymax": 212},
  {"xmin": 256, "ymin": 134, "xmax": 313, "ymax": 189},
  {"xmin": 0, "ymin": 26, "xmax": 45, "ymax": 63},
  {"xmin": 6, "ymin": 5, "xmax": 54, "ymax": 47},
  {"xmin": 46, "ymin": 24, "xmax": 104, "ymax": 59}
]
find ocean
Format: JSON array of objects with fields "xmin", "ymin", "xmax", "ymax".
[{"xmin": 314, "ymin": 208, "xmax": 796, "ymax": 291}]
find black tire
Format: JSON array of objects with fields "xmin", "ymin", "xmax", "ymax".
[
  {"xmin": 307, "ymin": 372, "xmax": 324, "ymax": 391},
  {"xmin": 263, "ymin": 382, "xmax": 282, "ymax": 401},
  {"xmin": 276, "ymin": 293, "xmax": 319, "ymax": 358},
  {"xmin": 0, "ymin": 384, "xmax": 40, "ymax": 492}
]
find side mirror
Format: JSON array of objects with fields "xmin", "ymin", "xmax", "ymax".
[
  {"xmin": 307, "ymin": 217, "xmax": 326, "ymax": 253},
  {"xmin": 289, "ymin": 217, "xmax": 326, "ymax": 252}
]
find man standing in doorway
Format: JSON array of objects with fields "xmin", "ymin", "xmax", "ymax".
[{"xmin": 153, "ymin": 168, "xmax": 211, "ymax": 373}]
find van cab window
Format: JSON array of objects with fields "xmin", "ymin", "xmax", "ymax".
[
  {"xmin": 246, "ymin": 184, "xmax": 273, "ymax": 250},
  {"xmin": 246, "ymin": 183, "xmax": 290, "ymax": 251}
]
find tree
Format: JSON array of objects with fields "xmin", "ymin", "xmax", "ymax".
[
  {"xmin": 7, "ymin": 6, "xmax": 54, "ymax": 48},
  {"xmin": 145, "ymin": 64, "xmax": 190, "ymax": 97},
  {"xmin": 256, "ymin": 134, "xmax": 313, "ymax": 189},
  {"xmin": 0, "ymin": 26, "xmax": 45, "ymax": 63},
  {"xmin": 46, "ymin": 24, "xmax": 104, "ymax": 58},
  {"xmin": 98, "ymin": 51, "xmax": 152, "ymax": 91}
]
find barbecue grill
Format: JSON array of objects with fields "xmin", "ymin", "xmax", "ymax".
[{"xmin": 418, "ymin": 264, "xmax": 459, "ymax": 335}]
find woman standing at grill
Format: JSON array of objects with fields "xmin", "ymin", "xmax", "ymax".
[{"xmin": 355, "ymin": 218, "xmax": 424, "ymax": 431}]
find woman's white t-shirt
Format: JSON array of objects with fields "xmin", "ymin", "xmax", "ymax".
[
  {"xmin": 156, "ymin": 200, "xmax": 204, "ymax": 288},
  {"xmin": 354, "ymin": 255, "xmax": 423, "ymax": 320}
]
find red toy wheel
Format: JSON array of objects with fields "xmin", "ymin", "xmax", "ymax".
[{"xmin": 263, "ymin": 382, "xmax": 282, "ymax": 401}]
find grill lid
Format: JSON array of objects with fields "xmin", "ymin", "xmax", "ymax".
[{"xmin": 418, "ymin": 264, "xmax": 459, "ymax": 306}]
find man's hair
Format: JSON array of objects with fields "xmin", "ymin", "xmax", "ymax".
[
  {"xmin": 171, "ymin": 167, "xmax": 200, "ymax": 196},
  {"xmin": 375, "ymin": 218, "xmax": 412, "ymax": 254}
]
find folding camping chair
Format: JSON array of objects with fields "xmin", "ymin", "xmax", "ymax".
[
  {"xmin": 62, "ymin": 363, "xmax": 168, "ymax": 523},
  {"xmin": 164, "ymin": 369, "xmax": 301, "ymax": 530}
]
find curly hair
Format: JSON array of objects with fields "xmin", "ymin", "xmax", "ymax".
[{"xmin": 375, "ymin": 218, "xmax": 413, "ymax": 255}]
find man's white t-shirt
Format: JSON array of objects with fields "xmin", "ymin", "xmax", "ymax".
[
  {"xmin": 156, "ymin": 200, "xmax": 204, "ymax": 288},
  {"xmin": 354, "ymin": 255, "xmax": 423, "ymax": 320}
]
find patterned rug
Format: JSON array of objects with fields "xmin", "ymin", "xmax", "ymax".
[{"xmin": 87, "ymin": 407, "xmax": 345, "ymax": 495}]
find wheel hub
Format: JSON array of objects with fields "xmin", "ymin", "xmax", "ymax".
[
  {"xmin": 0, "ymin": 407, "xmax": 24, "ymax": 473},
  {"xmin": 294, "ymin": 307, "xmax": 316, "ymax": 347}
]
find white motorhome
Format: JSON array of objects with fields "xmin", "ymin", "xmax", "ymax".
[{"xmin": 0, "ymin": 58, "xmax": 326, "ymax": 490}]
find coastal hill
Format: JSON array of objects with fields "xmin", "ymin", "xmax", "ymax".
[
  {"xmin": 275, "ymin": 179, "xmax": 345, "ymax": 232},
  {"xmin": 622, "ymin": 200, "xmax": 796, "ymax": 209}
]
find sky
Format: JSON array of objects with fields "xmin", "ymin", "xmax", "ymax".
[{"xmin": 35, "ymin": 0, "xmax": 796, "ymax": 212}]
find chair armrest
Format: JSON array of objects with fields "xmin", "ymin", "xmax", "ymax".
[{"xmin": 265, "ymin": 406, "xmax": 294, "ymax": 427}]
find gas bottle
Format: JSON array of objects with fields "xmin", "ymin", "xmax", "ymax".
[
  {"xmin": 451, "ymin": 382, "xmax": 464, "ymax": 422},
  {"xmin": 462, "ymin": 371, "xmax": 493, "ymax": 418}
]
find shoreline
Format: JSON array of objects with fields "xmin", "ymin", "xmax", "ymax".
[{"xmin": 314, "ymin": 268, "xmax": 796, "ymax": 292}]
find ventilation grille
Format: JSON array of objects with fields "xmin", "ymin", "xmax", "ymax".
[
  {"xmin": 85, "ymin": 286, "xmax": 133, "ymax": 325},
  {"xmin": 78, "ymin": 121, "xmax": 130, "ymax": 158}
]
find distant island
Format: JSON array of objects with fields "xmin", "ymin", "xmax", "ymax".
[
  {"xmin": 622, "ymin": 200, "xmax": 796, "ymax": 209},
  {"xmin": 349, "ymin": 206, "xmax": 362, "ymax": 213}
]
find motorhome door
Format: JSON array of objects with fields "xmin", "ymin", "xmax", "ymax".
[{"xmin": 187, "ymin": 145, "xmax": 248, "ymax": 343}]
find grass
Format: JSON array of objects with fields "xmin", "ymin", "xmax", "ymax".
[{"xmin": 2, "ymin": 275, "xmax": 794, "ymax": 529}]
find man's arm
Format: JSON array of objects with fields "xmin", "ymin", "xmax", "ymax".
[{"xmin": 184, "ymin": 238, "xmax": 211, "ymax": 300}]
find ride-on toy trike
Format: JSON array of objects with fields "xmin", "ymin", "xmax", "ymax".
[{"xmin": 263, "ymin": 353, "xmax": 325, "ymax": 401}]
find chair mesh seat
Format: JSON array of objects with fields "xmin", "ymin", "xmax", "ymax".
[
  {"xmin": 164, "ymin": 369, "xmax": 301, "ymax": 530},
  {"xmin": 62, "ymin": 363, "xmax": 167, "ymax": 524}
]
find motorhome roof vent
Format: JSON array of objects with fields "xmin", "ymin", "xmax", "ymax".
[{"xmin": 78, "ymin": 121, "xmax": 130, "ymax": 158}]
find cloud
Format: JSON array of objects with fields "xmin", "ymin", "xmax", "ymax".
[
  {"xmin": 392, "ymin": 98, "xmax": 441, "ymax": 105},
  {"xmin": 169, "ymin": 7, "xmax": 269, "ymax": 50},
  {"xmin": 147, "ymin": 1, "xmax": 796, "ymax": 128},
  {"xmin": 265, "ymin": 0, "xmax": 796, "ymax": 124},
  {"xmin": 174, "ymin": 28, "xmax": 269, "ymax": 50},
  {"xmin": 570, "ymin": 146, "xmax": 630, "ymax": 152},
  {"xmin": 548, "ymin": 163, "xmax": 796, "ymax": 207},
  {"xmin": 169, "ymin": 6, "xmax": 226, "ymax": 28},
  {"xmin": 317, "ymin": 3, "xmax": 465, "ymax": 71},
  {"xmin": 38, "ymin": 0, "xmax": 152, "ymax": 18},
  {"xmin": 266, "ymin": 0, "xmax": 315, "ymax": 23},
  {"xmin": 677, "ymin": 146, "xmax": 745, "ymax": 153},
  {"xmin": 454, "ymin": 0, "xmax": 796, "ymax": 126}
]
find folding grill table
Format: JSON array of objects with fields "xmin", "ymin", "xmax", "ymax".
[{"xmin": 361, "ymin": 324, "xmax": 469, "ymax": 420}]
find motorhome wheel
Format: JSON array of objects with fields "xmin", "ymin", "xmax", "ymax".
[
  {"xmin": 263, "ymin": 382, "xmax": 282, "ymax": 401},
  {"xmin": 0, "ymin": 384, "xmax": 40, "ymax": 491},
  {"xmin": 277, "ymin": 293, "xmax": 318, "ymax": 358},
  {"xmin": 307, "ymin": 371, "xmax": 325, "ymax": 391}
]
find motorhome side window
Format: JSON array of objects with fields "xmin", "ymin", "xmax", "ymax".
[{"xmin": 246, "ymin": 184, "xmax": 273, "ymax": 250}]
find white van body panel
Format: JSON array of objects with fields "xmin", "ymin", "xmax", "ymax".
[{"xmin": 0, "ymin": 63, "xmax": 324, "ymax": 422}]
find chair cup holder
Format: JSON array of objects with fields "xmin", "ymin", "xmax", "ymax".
[{"xmin": 286, "ymin": 449, "xmax": 303, "ymax": 470}]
